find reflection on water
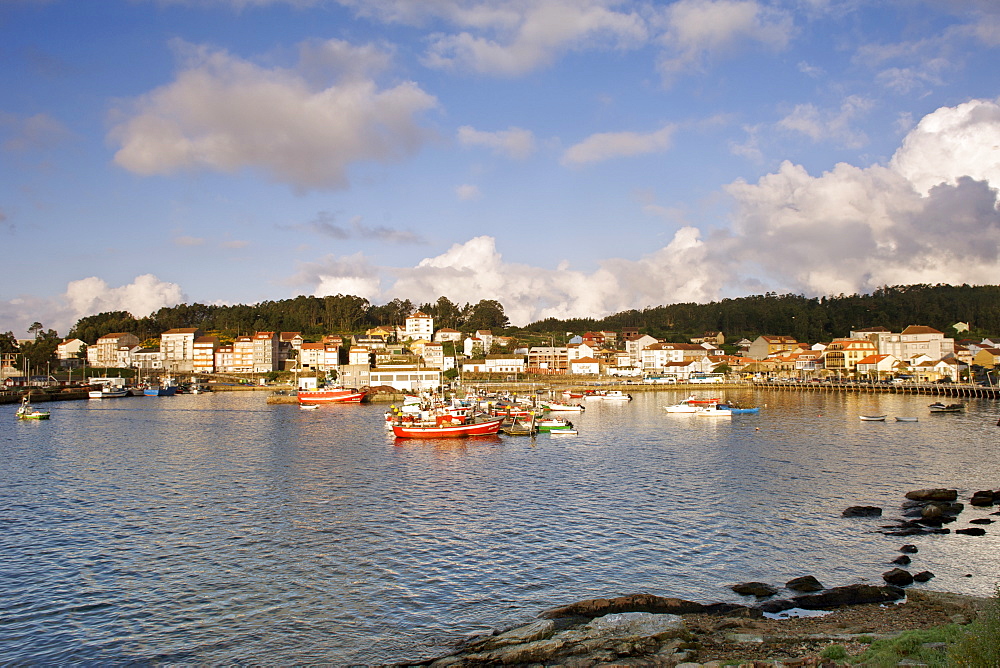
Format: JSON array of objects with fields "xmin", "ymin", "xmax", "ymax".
[{"xmin": 2, "ymin": 389, "xmax": 999, "ymax": 663}]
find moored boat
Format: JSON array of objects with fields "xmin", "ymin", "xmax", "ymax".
[
  {"xmin": 895, "ymin": 416, "xmax": 918, "ymax": 422},
  {"xmin": 391, "ymin": 415, "xmax": 504, "ymax": 438},
  {"xmin": 729, "ymin": 406, "xmax": 760, "ymax": 414},
  {"xmin": 664, "ymin": 396, "xmax": 720, "ymax": 413},
  {"xmin": 928, "ymin": 402, "xmax": 964, "ymax": 413},
  {"xmin": 536, "ymin": 417, "xmax": 574, "ymax": 432},
  {"xmin": 601, "ymin": 390, "xmax": 632, "ymax": 401},
  {"xmin": 16, "ymin": 396, "xmax": 50, "ymax": 420},
  {"xmin": 859, "ymin": 414, "xmax": 887, "ymax": 421},
  {"xmin": 542, "ymin": 402, "xmax": 585, "ymax": 412},
  {"xmin": 696, "ymin": 403, "xmax": 732, "ymax": 417},
  {"xmin": 297, "ymin": 386, "xmax": 367, "ymax": 404}
]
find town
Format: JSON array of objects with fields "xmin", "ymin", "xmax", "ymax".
[{"xmin": 3, "ymin": 310, "xmax": 999, "ymax": 393}]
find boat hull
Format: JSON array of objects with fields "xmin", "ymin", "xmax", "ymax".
[
  {"xmin": 144, "ymin": 387, "xmax": 177, "ymax": 396},
  {"xmin": 297, "ymin": 389, "xmax": 367, "ymax": 404},
  {"xmin": 392, "ymin": 417, "xmax": 503, "ymax": 438}
]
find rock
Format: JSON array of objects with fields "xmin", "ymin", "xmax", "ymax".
[
  {"xmin": 921, "ymin": 504, "xmax": 943, "ymax": 520},
  {"xmin": 883, "ymin": 568, "xmax": 914, "ymax": 586},
  {"xmin": 905, "ymin": 489, "xmax": 958, "ymax": 502},
  {"xmin": 892, "ymin": 555, "xmax": 911, "ymax": 565},
  {"xmin": 773, "ymin": 584, "xmax": 906, "ymax": 611},
  {"xmin": 538, "ymin": 593, "xmax": 753, "ymax": 620},
  {"xmin": 467, "ymin": 620, "xmax": 555, "ymax": 652},
  {"xmin": 913, "ymin": 571, "xmax": 935, "ymax": 582},
  {"xmin": 843, "ymin": 505, "xmax": 882, "ymax": 517},
  {"xmin": 970, "ymin": 490, "xmax": 995, "ymax": 506},
  {"xmin": 900, "ymin": 544, "xmax": 919, "ymax": 553},
  {"xmin": 585, "ymin": 612, "xmax": 685, "ymax": 639},
  {"xmin": 731, "ymin": 582, "xmax": 779, "ymax": 597},
  {"xmin": 969, "ymin": 518, "xmax": 994, "ymax": 525},
  {"xmin": 785, "ymin": 575, "xmax": 824, "ymax": 592},
  {"xmin": 956, "ymin": 527, "xmax": 987, "ymax": 536}
]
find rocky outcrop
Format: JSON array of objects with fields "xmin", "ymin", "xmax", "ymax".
[
  {"xmin": 882, "ymin": 568, "xmax": 915, "ymax": 586},
  {"xmin": 905, "ymin": 488, "xmax": 958, "ymax": 502},
  {"xmin": 539, "ymin": 593, "xmax": 752, "ymax": 620},
  {"xmin": 785, "ymin": 575, "xmax": 824, "ymax": 592},
  {"xmin": 757, "ymin": 584, "xmax": 905, "ymax": 614}
]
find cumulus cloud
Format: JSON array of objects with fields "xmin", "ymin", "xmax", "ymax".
[
  {"xmin": 287, "ymin": 98, "xmax": 1000, "ymax": 322},
  {"xmin": 561, "ymin": 123, "xmax": 676, "ymax": 166},
  {"xmin": 889, "ymin": 97, "xmax": 1000, "ymax": 195},
  {"xmin": 457, "ymin": 125, "xmax": 536, "ymax": 159},
  {"xmin": 655, "ymin": 0, "xmax": 792, "ymax": 82},
  {"xmin": 110, "ymin": 39, "xmax": 437, "ymax": 191},
  {"xmin": 419, "ymin": 0, "xmax": 647, "ymax": 76},
  {"xmin": 0, "ymin": 274, "xmax": 186, "ymax": 337}
]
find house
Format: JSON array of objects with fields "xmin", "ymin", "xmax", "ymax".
[
  {"xmin": 747, "ymin": 335, "xmax": 798, "ymax": 360},
  {"xmin": 567, "ymin": 341, "xmax": 598, "ymax": 361},
  {"xmin": 855, "ymin": 354, "xmax": 900, "ymax": 378},
  {"xmin": 192, "ymin": 336, "xmax": 219, "ymax": 374},
  {"xmin": 132, "ymin": 347, "xmax": 164, "ymax": 371},
  {"xmin": 433, "ymin": 328, "xmax": 462, "ymax": 343},
  {"xmin": 420, "ymin": 342, "xmax": 444, "ymax": 369},
  {"xmin": 691, "ymin": 331, "xmax": 725, "ymax": 346},
  {"xmin": 973, "ymin": 347, "xmax": 1000, "ymax": 368},
  {"xmin": 404, "ymin": 311, "xmax": 434, "ymax": 341},
  {"xmin": 353, "ymin": 334, "xmax": 387, "ymax": 349},
  {"xmin": 368, "ymin": 365, "xmax": 442, "ymax": 392},
  {"xmin": 56, "ymin": 338, "xmax": 86, "ymax": 363},
  {"xmin": 640, "ymin": 342, "xmax": 709, "ymax": 370},
  {"xmin": 348, "ymin": 346, "xmax": 373, "ymax": 366},
  {"xmin": 569, "ymin": 356, "xmax": 600, "ymax": 375},
  {"xmin": 90, "ymin": 332, "xmax": 141, "ymax": 368},
  {"xmin": 624, "ymin": 334, "xmax": 659, "ymax": 367},
  {"xmin": 822, "ymin": 338, "xmax": 879, "ymax": 374},
  {"xmin": 251, "ymin": 331, "xmax": 280, "ymax": 373},
  {"xmin": 338, "ymin": 364, "xmax": 371, "ymax": 389},
  {"xmin": 299, "ymin": 342, "xmax": 327, "ymax": 369},
  {"xmin": 527, "ymin": 346, "xmax": 569, "ymax": 374},
  {"xmin": 463, "ymin": 336, "xmax": 488, "ymax": 357}
]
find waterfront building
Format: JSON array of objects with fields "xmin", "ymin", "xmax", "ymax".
[
  {"xmin": 132, "ymin": 347, "xmax": 164, "ymax": 371},
  {"xmin": 569, "ymin": 357, "xmax": 600, "ymax": 375},
  {"xmin": 192, "ymin": 336, "xmax": 219, "ymax": 374},
  {"xmin": 852, "ymin": 325, "xmax": 955, "ymax": 364},
  {"xmin": 56, "ymin": 338, "xmax": 86, "ymax": 366},
  {"xmin": 368, "ymin": 364, "xmax": 441, "ymax": 392},
  {"xmin": 90, "ymin": 332, "xmax": 141, "ymax": 368},
  {"xmin": 624, "ymin": 334, "xmax": 659, "ymax": 367},
  {"xmin": 527, "ymin": 346, "xmax": 569, "ymax": 374},
  {"xmin": 973, "ymin": 347, "xmax": 1000, "ymax": 368},
  {"xmin": 747, "ymin": 335, "xmax": 798, "ymax": 360},
  {"xmin": 822, "ymin": 338, "xmax": 879, "ymax": 375},
  {"xmin": 160, "ymin": 328, "xmax": 203, "ymax": 373}
]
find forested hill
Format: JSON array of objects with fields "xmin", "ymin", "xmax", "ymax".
[{"xmin": 66, "ymin": 284, "xmax": 1000, "ymax": 345}]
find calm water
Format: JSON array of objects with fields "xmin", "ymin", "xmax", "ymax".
[{"xmin": 3, "ymin": 388, "xmax": 999, "ymax": 663}]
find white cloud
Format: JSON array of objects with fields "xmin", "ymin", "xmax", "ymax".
[
  {"xmin": 0, "ymin": 274, "xmax": 186, "ymax": 338},
  {"xmin": 777, "ymin": 96, "xmax": 873, "ymax": 149},
  {"xmin": 457, "ymin": 125, "xmax": 536, "ymax": 159},
  {"xmin": 656, "ymin": 0, "xmax": 792, "ymax": 82},
  {"xmin": 561, "ymin": 123, "xmax": 676, "ymax": 166},
  {"xmin": 455, "ymin": 184, "xmax": 482, "ymax": 200},
  {"xmin": 420, "ymin": 0, "xmax": 647, "ymax": 76},
  {"xmin": 889, "ymin": 97, "xmax": 1000, "ymax": 195},
  {"xmin": 110, "ymin": 39, "xmax": 437, "ymax": 192}
]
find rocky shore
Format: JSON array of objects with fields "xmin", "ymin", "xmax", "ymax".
[{"xmin": 416, "ymin": 486, "xmax": 999, "ymax": 666}]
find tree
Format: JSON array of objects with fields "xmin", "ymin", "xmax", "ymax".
[
  {"xmin": 0, "ymin": 331, "xmax": 18, "ymax": 354},
  {"xmin": 28, "ymin": 322, "xmax": 43, "ymax": 339},
  {"xmin": 465, "ymin": 299, "xmax": 509, "ymax": 331}
]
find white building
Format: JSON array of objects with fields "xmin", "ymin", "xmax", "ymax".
[
  {"xmin": 161, "ymin": 328, "xmax": 202, "ymax": 373},
  {"xmin": 404, "ymin": 311, "xmax": 434, "ymax": 341}
]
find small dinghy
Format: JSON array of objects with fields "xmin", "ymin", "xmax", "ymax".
[{"xmin": 859, "ymin": 414, "xmax": 887, "ymax": 421}]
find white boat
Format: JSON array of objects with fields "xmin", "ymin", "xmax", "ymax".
[
  {"xmin": 89, "ymin": 387, "xmax": 129, "ymax": 399},
  {"xmin": 696, "ymin": 403, "xmax": 732, "ymax": 417},
  {"xmin": 601, "ymin": 391, "xmax": 632, "ymax": 401},
  {"xmin": 16, "ymin": 396, "xmax": 51, "ymax": 420},
  {"xmin": 895, "ymin": 416, "xmax": 918, "ymax": 422},
  {"xmin": 548, "ymin": 428, "xmax": 578, "ymax": 436},
  {"xmin": 543, "ymin": 402, "xmax": 585, "ymax": 412},
  {"xmin": 664, "ymin": 396, "xmax": 721, "ymax": 413},
  {"xmin": 299, "ymin": 403, "xmax": 320, "ymax": 410},
  {"xmin": 859, "ymin": 414, "xmax": 887, "ymax": 421}
]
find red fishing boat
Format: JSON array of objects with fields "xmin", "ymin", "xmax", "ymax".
[
  {"xmin": 297, "ymin": 387, "xmax": 367, "ymax": 404},
  {"xmin": 391, "ymin": 414, "xmax": 504, "ymax": 438}
]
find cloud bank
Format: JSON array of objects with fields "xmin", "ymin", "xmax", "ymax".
[{"xmin": 110, "ymin": 39, "xmax": 437, "ymax": 191}]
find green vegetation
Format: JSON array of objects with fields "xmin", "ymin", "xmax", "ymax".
[{"xmin": 847, "ymin": 586, "xmax": 1000, "ymax": 667}]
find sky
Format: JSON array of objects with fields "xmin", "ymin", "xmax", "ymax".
[{"xmin": 1, "ymin": 0, "xmax": 999, "ymax": 337}]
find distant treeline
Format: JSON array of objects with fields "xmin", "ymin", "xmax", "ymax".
[{"xmin": 66, "ymin": 284, "xmax": 1000, "ymax": 345}]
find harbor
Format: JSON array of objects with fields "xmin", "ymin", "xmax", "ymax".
[{"xmin": 4, "ymin": 388, "xmax": 999, "ymax": 664}]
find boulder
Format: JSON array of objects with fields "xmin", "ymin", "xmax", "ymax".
[
  {"xmin": 900, "ymin": 544, "xmax": 919, "ymax": 553},
  {"xmin": 913, "ymin": 571, "xmax": 935, "ymax": 582},
  {"xmin": 891, "ymin": 555, "xmax": 911, "ymax": 565},
  {"xmin": 905, "ymin": 489, "xmax": 958, "ymax": 502},
  {"xmin": 785, "ymin": 575, "xmax": 824, "ymax": 592},
  {"xmin": 956, "ymin": 527, "xmax": 987, "ymax": 536},
  {"xmin": 970, "ymin": 490, "xmax": 995, "ymax": 506},
  {"xmin": 784, "ymin": 584, "xmax": 905, "ymax": 610},
  {"xmin": 921, "ymin": 504, "xmax": 943, "ymax": 520},
  {"xmin": 969, "ymin": 518, "xmax": 994, "ymax": 525},
  {"xmin": 585, "ymin": 612, "xmax": 685, "ymax": 639},
  {"xmin": 882, "ymin": 568, "xmax": 914, "ymax": 586},
  {"xmin": 843, "ymin": 506, "xmax": 882, "ymax": 517},
  {"xmin": 731, "ymin": 582, "xmax": 779, "ymax": 597},
  {"xmin": 538, "ymin": 593, "xmax": 753, "ymax": 620}
]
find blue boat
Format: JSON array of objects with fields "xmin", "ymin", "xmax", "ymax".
[
  {"xmin": 144, "ymin": 377, "xmax": 178, "ymax": 396},
  {"xmin": 729, "ymin": 407, "xmax": 760, "ymax": 414}
]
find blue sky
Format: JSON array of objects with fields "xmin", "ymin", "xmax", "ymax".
[{"xmin": 2, "ymin": 0, "xmax": 999, "ymax": 336}]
